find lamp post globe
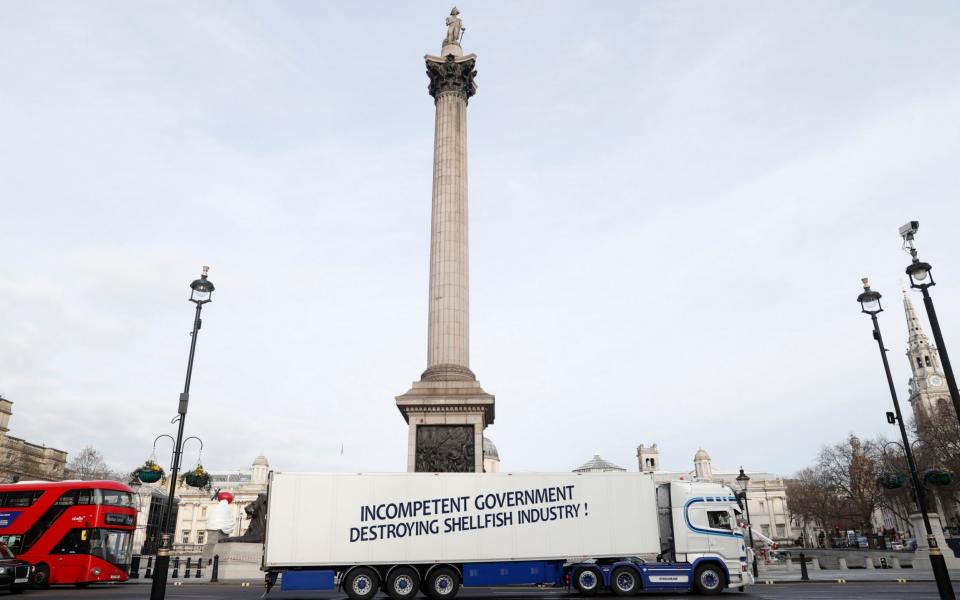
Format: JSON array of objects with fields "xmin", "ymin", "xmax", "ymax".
[
  {"xmin": 736, "ymin": 467, "xmax": 750, "ymax": 492},
  {"xmin": 857, "ymin": 278, "xmax": 882, "ymax": 315},
  {"xmin": 190, "ymin": 266, "xmax": 215, "ymax": 304}
]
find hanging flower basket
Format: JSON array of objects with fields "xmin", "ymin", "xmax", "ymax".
[
  {"xmin": 184, "ymin": 465, "xmax": 210, "ymax": 489},
  {"xmin": 877, "ymin": 472, "xmax": 908, "ymax": 490},
  {"xmin": 137, "ymin": 459, "xmax": 164, "ymax": 484},
  {"xmin": 924, "ymin": 467, "xmax": 954, "ymax": 487}
]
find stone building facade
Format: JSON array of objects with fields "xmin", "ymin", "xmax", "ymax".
[
  {"xmin": 132, "ymin": 455, "xmax": 269, "ymax": 554},
  {"xmin": 0, "ymin": 396, "xmax": 67, "ymax": 483}
]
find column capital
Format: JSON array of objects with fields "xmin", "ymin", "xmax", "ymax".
[{"xmin": 425, "ymin": 54, "xmax": 477, "ymax": 103}]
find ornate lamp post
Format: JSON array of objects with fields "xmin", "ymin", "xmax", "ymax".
[
  {"xmin": 857, "ymin": 277, "xmax": 954, "ymax": 600},
  {"xmin": 900, "ymin": 221, "xmax": 960, "ymax": 427},
  {"xmin": 150, "ymin": 267, "xmax": 215, "ymax": 600},
  {"xmin": 736, "ymin": 467, "xmax": 758, "ymax": 578}
]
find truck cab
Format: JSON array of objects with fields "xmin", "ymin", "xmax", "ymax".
[{"xmin": 661, "ymin": 481, "xmax": 751, "ymax": 592}]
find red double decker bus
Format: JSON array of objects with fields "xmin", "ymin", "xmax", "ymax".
[{"xmin": 0, "ymin": 480, "xmax": 136, "ymax": 587}]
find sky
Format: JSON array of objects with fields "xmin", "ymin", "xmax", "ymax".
[{"xmin": 1, "ymin": 1, "xmax": 958, "ymax": 478}]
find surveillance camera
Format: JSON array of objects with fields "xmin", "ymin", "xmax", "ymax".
[{"xmin": 899, "ymin": 221, "xmax": 919, "ymax": 239}]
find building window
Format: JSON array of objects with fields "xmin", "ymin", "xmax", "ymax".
[
  {"xmin": 197, "ymin": 531, "xmax": 205, "ymax": 544},
  {"xmin": 758, "ymin": 501, "xmax": 765, "ymax": 510},
  {"xmin": 925, "ymin": 356, "xmax": 932, "ymax": 367},
  {"xmin": 776, "ymin": 524, "xmax": 785, "ymax": 538},
  {"xmin": 181, "ymin": 530, "xmax": 190, "ymax": 544},
  {"xmin": 761, "ymin": 524, "xmax": 770, "ymax": 536},
  {"xmin": 918, "ymin": 357, "xmax": 923, "ymax": 368}
]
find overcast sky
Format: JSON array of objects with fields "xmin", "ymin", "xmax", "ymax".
[{"xmin": 1, "ymin": 1, "xmax": 958, "ymax": 478}]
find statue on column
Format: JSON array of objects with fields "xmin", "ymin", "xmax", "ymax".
[{"xmin": 445, "ymin": 7, "xmax": 465, "ymax": 45}]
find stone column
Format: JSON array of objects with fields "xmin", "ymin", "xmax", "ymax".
[
  {"xmin": 422, "ymin": 52, "xmax": 476, "ymax": 383},
  {"xmin": 395, "ymin": 21, "xmax": 494, "ymax": 474}
]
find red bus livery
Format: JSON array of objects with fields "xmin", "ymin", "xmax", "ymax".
[{"xmin": 0, "ymin": 480, "xmax": 137, "ymax": 587}]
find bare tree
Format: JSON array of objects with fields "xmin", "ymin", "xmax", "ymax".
[
  {"xmin": 66, "ymin": 446, "xmax": 122, "ymax": 481},
  {"xmin": 816, "ymin": 434, "xmax": 882, "ymax": 532},
  {"xmin": 785, "ymin": 468, "xmax": 833, "ymax": 546}
]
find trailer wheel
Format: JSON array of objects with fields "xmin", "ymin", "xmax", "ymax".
[
  {"xmin": 573, "ymin": 568, "xmax": 601, "ymax": 596},
  {"xmin": 387, "ymin": 567, "xmax": 420, "ymax": 600},
  {"xmin": 611, "ymin": 567, "xmax": 639, "ymax": 596},
  {"xmin": 693, "ymin": 563, "xmax": 724, "ymax": 596},
  {"xmin": 425, "ymin": 566, "xmax": 460, "ymax": 600},
  {"xmin": 345, "ymin": 567, "xmax": 380, "ymax": 600}
]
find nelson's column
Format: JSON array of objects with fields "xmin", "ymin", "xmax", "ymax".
[{"xmin": 396, "ymin": 8, "xmax": 495, "ymax": 473}]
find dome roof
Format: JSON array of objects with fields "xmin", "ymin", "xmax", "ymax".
[
  {"xmin": 573, "ymin": 454, "xmax": 626, "ymax": 473},
  {"xmin": 483, "ymin": 437, "xmax": 499, "ymax": 461},
  {"xmin": 694, "ymin": 448, "xmax": 711, "ymax": 462},
  {"xmin": 253, "ymin": 454, "xmax": 269, "ymax": 467}
]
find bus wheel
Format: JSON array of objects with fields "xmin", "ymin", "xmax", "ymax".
[
  {"xmin": 31, "ymin": 564, "xmax": 50, "ymax": 589},
  {"xmin": 425, "ymin": 567, "xmax": 460, "ymax": 600},
  {"xmin": 344, "ymin": 567, "xmax": 380, "ymax": 600},
  {"xmin": 693, "ymin": 564, "xmax": 724, "ymax": 596},
  {"xmin": 611, "ymin": 567, "xmax": 639, "ymax": 596},
  {"xmin": 573, "ymin": 568, "xmax": 601, "ymax": 596},
  {"xmin": 386, "ymin": 567, "xmax": 420, "ymax": 600}
]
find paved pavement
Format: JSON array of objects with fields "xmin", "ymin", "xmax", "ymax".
[
  {"xmin": 15, "ymin": 582, "xmax": 960, "ymax": 599},
  {"xmin": 758, "ymin": 566, "xmax": 960, "ymax": 582}
]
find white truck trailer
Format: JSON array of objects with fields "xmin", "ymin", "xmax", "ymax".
[{"xmin": 262, "ymin": 471, "xmax": 752, "ymax": 597}]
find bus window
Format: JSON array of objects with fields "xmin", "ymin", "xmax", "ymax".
[
  {"xmin": 5, "ymin": 491, "xmax": 40, "ymax": 508},
  {"xmin": 98, "ymin": 490, "xmax": 135, "ymax": 507},
  {"xmin": 77, "ymin": 489, "xmax": 93, "ymax": 505},
  {"xmin": 52, "ymin": 529, "xmax": 91, "ymax": 555},
  {"xmin": 92, "ymin": 530, "xmax": 133, "ymax": 568}
]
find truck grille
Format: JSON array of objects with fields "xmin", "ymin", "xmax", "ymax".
[{"xmin": 15, "ymin": 566, "xmax": 28, "ymax": 578}]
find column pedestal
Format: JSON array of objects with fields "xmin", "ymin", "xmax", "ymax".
[
  {"xmin": 908, "ymin": 513, "xmax": 960, "ymax": 569},
  {"xmin": 397, "ymin": 380, "xmax": 494, "ymax": 472}
]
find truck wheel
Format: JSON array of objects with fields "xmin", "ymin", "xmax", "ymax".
[
  {"xmin": 425, "ymin": 566, "xmax": 460, "ymax": 600},
  {"xmin": 693, "ymin": 564, "xmax": 724, "ymax": 596},
  {"xmin": 387, "ymin": 567, "xmax": 420, "ymax": 600},
  {"xmin": 611, "ymin": 567, "xmax": 639, "ymax": 596},
  {"xmin": 345, "ymin": 567, "xmax": 380, "ymax": 600},
  {"xmin": 573, "ymin": 568, "xmax": 601, "ymax": 596}
]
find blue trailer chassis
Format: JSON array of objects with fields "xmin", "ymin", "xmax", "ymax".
[{"xmin": 274, "ymin": 559, "xmax": 707, "ymax": 594}]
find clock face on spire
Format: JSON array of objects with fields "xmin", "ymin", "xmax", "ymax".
[{"xmin": 929, "ymin": 375, "xmax": 944, "ymax": 387}]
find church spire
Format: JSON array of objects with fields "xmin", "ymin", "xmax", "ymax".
[
  {"xmin": 903, "ymin": 286, "xmax": 950, "ymax": 418},
  {"xmin": 904, "ymin": 285, "xmax": 930, "ymax": 348}
]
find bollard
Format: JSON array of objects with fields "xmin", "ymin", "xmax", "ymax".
[
  {"xmin": 172, "ymin": 556, "xmax": 180, "ymax": 579},
  {"xmin": 837, "ymin": 557, "xmax": 848, "ymax": 570},
  {"xmin": 211, "ymin": 555, "xmax": 219, "ymax": 583},
  {"xmin": 185, "ymin": 557, "xmax": 192, "ymax": 578},
  {"xmin": 130, "ymin": 555, "xmax": 141, "ymax": 579},
  {"xmin": 196, "ymin": 557, "xmax": 203, "ymax": 578},
  {"xmin": 866, "ymin": 557, "xmax": 875, "ymax": 570},
  {"xmin": 800, "ymin": 553, "xmax": 809, "ymax": 581},
  {"xmin": 145, "ymin": 556, "xmax": 153, "ymax": 579}
]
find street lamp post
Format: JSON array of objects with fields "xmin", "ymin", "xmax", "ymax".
[
  {"xmin": 900, "ymin": 221, "xmax": 960, "ymax": 428},
  {"xmin": 857, "ymin": 277, "xmax": 954, "ymax": 600},
  {"xmin": 150, "ymin": 267, "xmax": 215, "ymax": 600},
  {"xmin": 736, "ymin": 467, "xmax": 758, "ymax": 578}
]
